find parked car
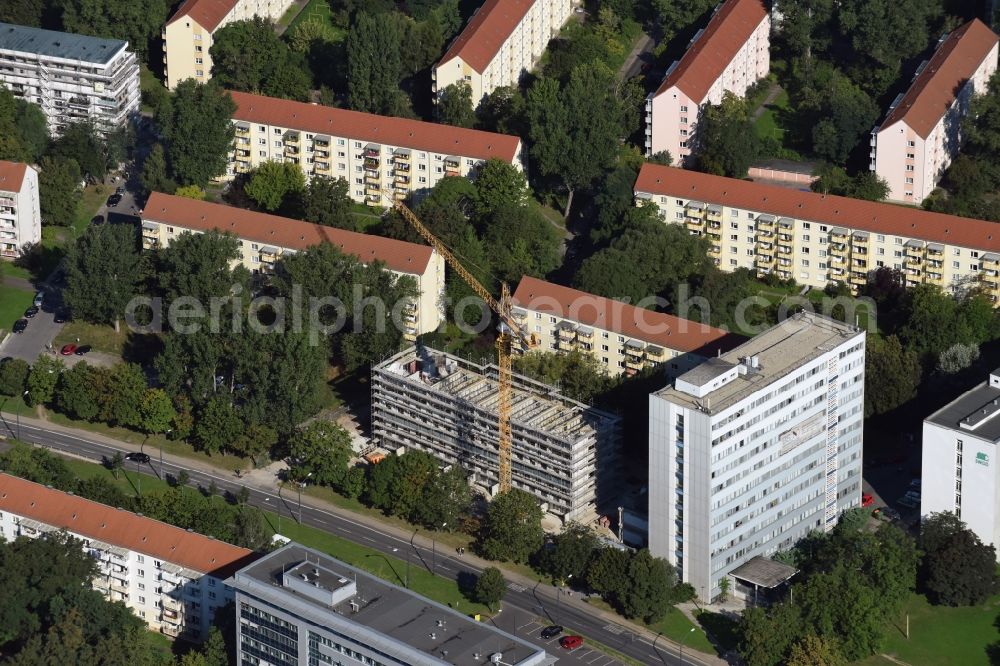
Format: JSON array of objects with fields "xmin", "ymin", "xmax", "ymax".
[
  {"xmin": 60, "ymin": 344, "xmax": 77, "ymax": 355},
  {"xmin": 540, "ymin": 626, "xmax": 563, "ymax": 640},
  {"xmin": 33, "ymin": 291, "xmax": 44, "ymax": 307},
  {"xmin": 898, "ymin": 496, "xmax": 918, "ymax": 508},
  {"xmin": 23, "ymin": 305, "xmax": 38, "ymax": 318},
  {"xmin": 910, "ymin": 479, "xmax": 921, "ymax": 489},
  {"xmin": 74, "ymin": 345, "xmax": 91, "ymax": 356},
  {"xmin": 12, "ymin": 319, "xmax": 27, "ymax": 333},
  {"xmin": 559, "ymin": 636, "xmax": 583, "ymax": 650},
  {"xmin": 54, "ymin": 309, "xmax": 70, "ymax": 324},
  {"xmin": 91, "ymin": 214, "xmax": 104, "ymax": 225},
  {"xmin": 106, "ymin": 193, "xmax": 123, "ymax": 207},
  {"xmin": 905, "ymin": 490, "xmax": 921, "ymax": 501},
  {"xmin": 115, "ymin": 186, "xmax": 125, "ymax": 195},
  {"xmin": 862, "ymin": 493, "xmax": 874, "ymax": 507}
]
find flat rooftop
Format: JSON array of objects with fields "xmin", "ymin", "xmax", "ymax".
[
  {"xmin": 730, "ymin": 556, "xmax": 798, "ymax": 588},
  {"xmin": 926, "ymin": 370, "xmax": 1000, "ymax": 443},
  {"xmin": 656, "ymin": 312, "xmax": 862, "ymax": 413},
  {"xmin": 377, "ymin": 346, "xmax": 620, "ymax": 441},
  {"xmin": 0, "ymin": 22, "xmax": 128, "ymax": 64},
  {"xmin": 232, "ymin": 543, "xmax": 551, "ymax": 666}
]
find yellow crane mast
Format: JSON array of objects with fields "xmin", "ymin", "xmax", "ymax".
[{"xmin": 390, "ymin": 199, "xmax": 539, "ymax": 494}]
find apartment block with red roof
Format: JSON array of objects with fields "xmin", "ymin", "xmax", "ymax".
[
  {"xmin": 162, "ymin": 0, "xmax": 294, "ymax": 89},
  {"xmin": 433, "ymin": 0, "xmax": 573, "ymax": 104},
  {"xmin": 870, "ymin": 19, "xmax": 998, "ymax": 204},
  {"xmin": 0, "ymin": 161, "xmax": 39, "ymax": 259},
  {"xmin": 634, "ymin": 162, "xmax": 1000, "ymax": 302},
  {"xmin": 0, "ymin": 473, "xmax": 257, "ymax": 642},
  {"xmin": 141, "ymin": 192, "xmax": 446, "ymax": 338},
  {"xmin": 645, "ymin": 0, "xmax": 769, "ymax": 164},
  {"xmin": 226, "ymin": 91, "xmax": 523, "ymax": 208},
  {"xmin": 512, "ymin": 276, "xmax": 741, "ymax": 378}
]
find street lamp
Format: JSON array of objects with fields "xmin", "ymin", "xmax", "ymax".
[
  {"xmin": 160, "ymin": 429, "xmax": 171, "ymax": 480},
  {"xmin": 17, "ymin": 390, "xmax": 28, "ymax": 440},
  {"xmin": 679, "ymin": 626, "xmax": 695, "ymax": 664},
  {"xmin": 431, "ymin": 522, "xmax": 446, "ymax": 576},
  {"xmin": 297, "ymin": 472, "xmax": 313, "ymax": 524},
  {"xmin": 392, "ymin": 547, "xmax": 410, "ymax": 588}
]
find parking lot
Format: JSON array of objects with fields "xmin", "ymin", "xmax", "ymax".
[{"xmin": 0, "ymin": 287, "xmax": 66, "ymax": 362}]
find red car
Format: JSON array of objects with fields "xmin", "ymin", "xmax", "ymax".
[
  {"xmin": 559, "ymin": 635, "xmax": 583, "ymax": 650},
  {"xmin": 60, "ymin": 344, "xmax": 77, "ymax": 355},
  {"xmin": 862, "ymin": 493, "xmax": 875, "ymax": 507}
]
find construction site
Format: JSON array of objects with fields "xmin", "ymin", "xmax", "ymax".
[{"xmin": 370, "ymin": 346, "xmax": 623, "ymax": 523}]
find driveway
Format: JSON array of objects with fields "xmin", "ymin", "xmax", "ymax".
[{"xmin": 618, "ymin": 31, "xmax": 656, "ymax": 81}]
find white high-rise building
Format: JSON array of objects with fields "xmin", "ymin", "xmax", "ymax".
[
  {"xmin": 922, "ymin": 368, "xmax": 1000, "ymax": 552},
  {"xmin": 0, "ymin": 22, "xmax": 140, "ymax": 135},
  {"xmin": 648, "ymin": 312, "xmax": 865, "ymax": 601}
]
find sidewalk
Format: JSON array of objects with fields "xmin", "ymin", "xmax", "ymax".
[{"xmin": 3, "ymin": 409, "xmax": 726, "ymax": 665}]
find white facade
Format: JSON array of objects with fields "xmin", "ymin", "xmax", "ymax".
[
  {"xmin": 0, "ymin": 474, "xmax": 253, "ymax": 642},
  {"xmin": 162, "ymin": 0, "xmax": 294, "ymax": 89},
  {"xmin": 433, "ymin": 0, "xmax": 572, "ymax": 104},
  {"xmin": 0, "ymin": 161, "xmax": 40, "ymax": 259},
  {"xmin": 922, "ymin": 369, "xmax": 1000, "ymax": 553},
  {"xmin": 648, "ymin": 313, "xmax": 865, "ymax": 600},
  {"xmin": 871, "ymin": 20, "xmax": 999, "ymax": 203},
  {"xmin": 0, "ymin": 22, "xmax": 140, "ymax": 136},
  {"xmin": 645, "ymin": 0, "xmax": 769, "ymax": 164}
]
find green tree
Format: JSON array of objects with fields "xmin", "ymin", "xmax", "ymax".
[
  {"xmin": 513, "ymin": 351, "xmax": 612, "ymax": 403},
  {"xmin": 301, "ymin": 175, "xmax": 354, "ymax": 228},
  {"xmin": 26, "ymin": 355, "xmax": 63, "ymax": 405},
  {"xmin": 695, "ymin": 92, "xmax": 760, "ymax": 177},
  {"xmin": 473, "ymin": 158, "xmax": 529, "ymax": 218},
  {"xmin": 154, "ymin": 229, "xmax": 248, "ymax": 303},
  {"xmin": 366, "ymin": 450, "xmax": 439, "ymax": 521},
  {"xmin": 415, "ymin": 465, "xmax": 472, "ymax": 530},
  {"xmin": 55, "ymin": 362, "xmax": 101, "ymax": 421},
  {"xmin": 472, "ymin": 567, "xmax": 506, "ymax": 608},
  {"xmin": 480, "ymin": 205, "xmax": 561, "ymax": 282},
  {"xmin": 140, "ymin": 143, "xmax": 176, "ymax": 196},
  {"xmin": 0, "ymin": 0, "xmax": 48, "ymax": 26},
  {"xmin": 527, "ymin": 62, "xmax": 626, "ymax": 217},
  {"xmin": 536, "ymin": 522, "xmax": 599, "ymax": 582},
  {"xmin": 739, "ymin": 602, "xmax": 807, "ymax": 666},
  {"xmin": 64, "ymin": 223, "xmax": 141, "ymax": 331},
  {"xmin": 288, "ymin": 421, "xmax": 353, "ymax": 489},
  {"xmin": 651, "ymin": 0, "xmax": 715, "ymax": 42},
  {"xmin": 107, "ymin": 363, "xmax": 147, "ymax": 429},
  {"xmin": 812, "ymin": 165, "xmax": 889, "ymax": 201},
  {"xmin": 437, "ymin": 82, "xmax": 476, "ymax": 128},
  {"xmin": 921, "ymin": 512, "xmax": 1000, "ymax": 606},
  {"xmin": 0, "ymin": 358, "xmax": 30, "ymax": 396},
  {"xmin": 864, "ymin": 334, "xmax": 921, "ymax": 417},
  {"xmin": 346, "ymin": 13, "xmax": 404, "ymax": 115},
  {"xmin": 477, "ymin": 489, "xmax": 544, "ymax": 563},
  {"xmin": 620, "ymin": 549, "xmax": 676, "ymax": 623},
  {"xmin": 174, "ymin": 184, "xmax": 206, "ymax": 199},
  {"xmin": 287, "ymin": 17, "xmax": 338, "ymax": 52},
  {"xmin": 140, "ymin": 388, "xmax": 176, "ymax": 434},
  {"xmin": 13, "ymin": 98, "xmax": 48, "ymax": 162},
  {"xmin": 158, "ymin": 80, "xmax": 236, "ymax": 186},
  {"xmin": 232, "ymin": 422, "xmax": 278, "ymax": 463},
  {"xmin": 787, "ymin": 635, "xmax": 846, "ymax": 666},
  {"xmin": 49, "ymin": 121, "xmax": 109, "ymax": 181},
  {"xmin": 58, "ymin": 0, "xmax": 169, "ymax": 60},
  {"xmin": 193, "ymin": 396, "xmax": 243, "ymax": 454},
  {"xmin": 110, "ymin": 451, "xmax": 124, "ymax": 480},
  {"xmin": 38, "ymin": 156, "xmax": 81, "ymax": 226},
  {"xmin": 210, "ymin": 18, "xmax": 285, "ymax": 94},
  {"xmin": 245, "ymin": 160, "xmax": 306, "ymax": 211},
  {"xmin": 585, "ymin": 547, "xmax": 631, "ymax": 601}
]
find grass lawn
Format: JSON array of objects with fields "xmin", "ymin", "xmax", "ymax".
[
  {"xmin": 73, "ymin": 184, "xmax": 110, "ymax": 236},
  {"xmin": 139, "ymin": 64, "xmax": 161, "ymax": 114},
  {"xmin": 3, "ymin": 262, "xmax": 32, "ymax": 281},
  {"xmin": 754, "ymin": 88, "xmax": 790, "ymax": 142},
  {"xmin": 285, "ymin": 0, "xmax": 347, "ymax": 40},
  {"xmin": 585, "ymin": 597, "xmax": 715, "ymax": 655},
  {"xmin": 53, "ymin": 321, "xmax": 128, "ymax": 356},
  {"xmin": 0, "ymin": 284, "xmax": 34, "ymax": 333},
  {"xmin": 867, "ymin": 593, "xmax": 1000, "ymax": 666}
]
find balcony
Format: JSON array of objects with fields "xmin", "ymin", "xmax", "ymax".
[
  {"xmin": 706, "ymin": 204, "xmax": 723, "ymax": 221},
  {"xmin": 829, "ymin": 227, "xmax": 848, "ymax": 242},
  {"xmin": 756, "ymin": 214, "xmax": 775, "ymax": 232},
  {"xmin": 364, "ymin": 157, "xmax": 380, "ymax": 169},
  {"xmin": 557, "ymin": 326, "xmax": 576, "ymax": 341},
  {"xmin": 904, "ymin": 256, "xmax": 923, "ymax": 270},
  {"xmin": 708, "ymin": 245, "xmax": 721, "ymax": 258},
  {"xmin": 625, "ymin": 357, "xmax": 644, "ymax": 372},
  {"xmin": 365, "ymin": 172, "xmax": 380, "ymax": 184},
  {"xmin": 646, "ymin": 345, "xmax": 667, "ymax": 362},
  {"xmin": 284, "ymin": 146, "xmax": 300, "ymax": 158},
  {"xmin": 110, "ymin": 579, "xmax": 128, "ymax": 594},
  {"xmin": 557, "ymin": 338, "xmax": 577, "ymax": 351},
  {"xmin": 235, "ymin": 123, "xmax": 249, "ymax": 135},
  {"xmin": 684, "ymin": 202, "xmax": 706, "ymax": 220},
  {"xmin": 576, "ymin": 326, "xmax": 593, "ymax": 341},
  {"xmin": 776, "ymin": 244, "xmax": 793, "ymax": 258},
  {"xmin": 925, "ymin": 271, "xmax": 943, "ymax": 285},
  {"xmin": 364, "ymin": 144, "xmax": 380, "ymax": 158},
  {"xmin": 395, "ymin": 174, "xmax": 410, "ymax": 185},
  {"xmin": 284, "ymin": 132, "xmax": 300, "ymax": 145},
  {"xmin": 905, "ymin": 242, "xmax": 925, "ymax": 258},
  {"xmin": 365, "ymin": 193, "xmax": 381, "ymax": 207},
  {"xmin": 849, "ymin": 272, "xmax": 867, "ymax": 287},
  {"xmin": 394, "ymin": 148, "xmax": 411, "ymax": 163},
  {"xmin": 161, "ymin": 624, "xmax": 181, "ymax": 638},
  {"xmin": 684, "ymin": 218, "xmax": 704, "ymax": 232},
  {"xmin": 444, "ymin": 158, "xmax": 461, "ymax": 175},
  {"xmin": 313, "ymin": 161, "xmax": 330, "ymax": 173}
]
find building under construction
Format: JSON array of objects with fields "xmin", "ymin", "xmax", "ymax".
[{"xmin": 371, "ymin": 346, "xmax": 622, "ymax": 522}]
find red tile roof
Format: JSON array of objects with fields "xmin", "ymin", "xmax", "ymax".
[
  {"xmin": 165, "ymin": 0, "xmax": 238, "ymax": 32},
  {"xmin": 0, "ymin": 160, "xmax": 27, "ymax": 193},
  {"xmin": 634, "ymin": 163, "xmax": 1000, "ymax": 252},
  {"xmin": 0, "ymin": 473, "xmax": 257, "ymax": 577},
  {"xmin": 879, "ymin": 19, "xmax": 998, "ymax": 138},
  {"xmin": 512, "ymin": 276, "xmax": 742, "ymax": 355},
  {"xmin": 144, "ymin": 193, "xmax": 435, "ymax": 275},
  {"xmin": 437, "ymin": 0, "xmax": 536, "ymax": 73},
  {"xmin": 230, "ymin": 91, "xmax": 521, "ymax": 163},
  {"xmin": 654, "ymin": 0, "xmax": 768, "ymax": 101}
]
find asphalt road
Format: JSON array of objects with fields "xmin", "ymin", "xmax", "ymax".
[
  {"xmin": 1, "ymin": 287, "xmax": 65, "ymax": 362},
  {"xmin": 0, "ymin": 417, "xmax": 711, "ymax": 666}
]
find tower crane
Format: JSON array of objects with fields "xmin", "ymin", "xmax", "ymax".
[{"xmin": 389, "ymin": 197, "xmax": 539, "ymax": 494}]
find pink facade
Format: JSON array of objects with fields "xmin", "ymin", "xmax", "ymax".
[
  {"xmin": 871, "ymin": 20, "xmax": 998, "ymax": 204},
  {"xmin": 645, "ymin": 0, "xmax": 769, "ymax": 164}
]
